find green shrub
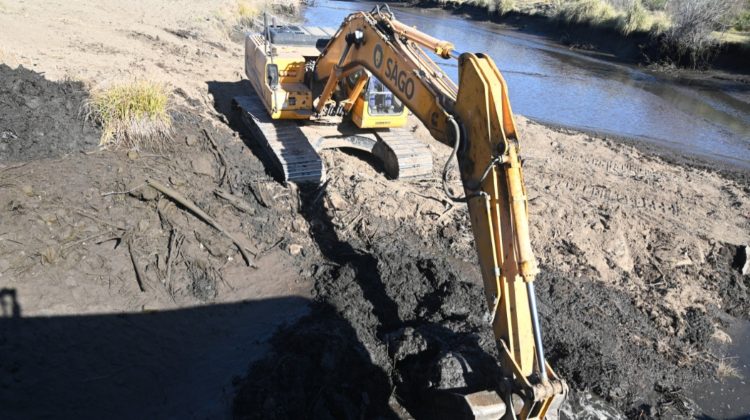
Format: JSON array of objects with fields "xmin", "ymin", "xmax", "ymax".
[{"xmin": 734, "ymin": 10, "xmax": 750, "ymax": 31}]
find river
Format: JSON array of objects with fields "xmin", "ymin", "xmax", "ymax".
[{"xmin": 303, "ymin": 0, "xmax": 750, "ymax": 169}]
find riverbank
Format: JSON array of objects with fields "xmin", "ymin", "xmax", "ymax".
[{"xmin": 403, "ymin": 0, "xmax": 750, "ymax": 76}]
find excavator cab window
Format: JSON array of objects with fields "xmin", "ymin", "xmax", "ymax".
[
  {"xmin": 266, "ymin": 64, "xmax": 279, "ymax": 88},
  {"xmin": 365, "ymin": 77, "xmax": 404, "ymax": 116}
]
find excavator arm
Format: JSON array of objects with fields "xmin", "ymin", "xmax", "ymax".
[{"xmin": 314, "ymin": 6, "xmax": 567, "ymax": 419}]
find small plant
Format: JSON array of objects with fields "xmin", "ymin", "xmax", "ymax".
[
  {"xmin": 617, "ymin": 0, "xmax": 650, "ymax": 34},
  {"xmin": 237, "ymin": 0, "xmax": 259, "ymax": 26},
  {"xmin": 642, "ymin": 0, "xmax": 668, "ymax": 10},
  {"xmin": 556, "ymin": 0, "xmax": 618, "ymax": 26},
  {"xmin": 486, "ymin": 0, "xmax": 516, "ymax": 14},
  {"xmin": 84, "ymin": 81, "xmax": 172, "ymax": 150},
  {"xmin": 716, "ymin": 358, "xmax": 742, "ymax": 380},
  {"xmin": 734, "ymin": 10, "xmax": 750, "ymax": 31}
]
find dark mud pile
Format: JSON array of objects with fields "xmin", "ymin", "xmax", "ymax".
[
  {"xmin": 233, "ymin": 198, "xmax": 715, "ymax": 419},
  {"xmin": 0, "ymin": 64, "xmax": 99, "ymax": 162}
]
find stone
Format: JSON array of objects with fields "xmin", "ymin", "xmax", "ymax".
[
  {"xmin": 288, "ymin": 243, "xmax": 303, "ymax": 256},
  {"xmin": 191, "ymin": 155, "xmax": 214, "ymax": 176}
]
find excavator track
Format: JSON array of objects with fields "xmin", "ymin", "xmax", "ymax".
[
  {"xmin": 235, "ymin": 95, "xmax": 432, "ymax": 183},
  {"xmin": 374, "ymin": 129, "xmax": 433, "ymax": 179},
  {"xmin": 234, "ymin": 95, "xmax": 325, "ymax": 184}
]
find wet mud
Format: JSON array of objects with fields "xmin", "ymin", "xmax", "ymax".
[
  {"xmin": 232, "ymin": 189, "xmax": 729, "ymax": 419},
  {"xmin": 0, "ymin": 64, "xmax": 99, "ymax": 161}
]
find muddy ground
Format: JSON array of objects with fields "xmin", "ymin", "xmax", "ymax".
[
  {"xmin": 2, "ymin": 63, "xmax": 749, "ymax": 419},
  {"xmin": 1, "ymin": 1, "xmax": 750, "ymax": 418}
]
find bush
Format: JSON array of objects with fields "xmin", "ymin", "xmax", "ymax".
[
  {"xmin": 665, "ymin": 0, "xmax": 744, "ymax": 66},
  {"xmin": 237, "ymin": 0, "xmax": 260, "ymax": 26},
  {"xmin": 486, "ymin": 0, "xmax": 516, "ymax": 14},
  {"xmin": 84, "ymin": 81, "xmax": 172, "ymax": 150},
  {"xmin": 617, "ymin": 0, "xmax": 650, "ymax": 34},
  {"xmin": 556, "ymin": 0, "xmax": 618, "ymax": 25},
  {"xmin": 734, "ymin": 10, "xmax": 750, "ymax": 31},
  {"xmin": 642, "ymin": 0, "xmax": 667, "ymax": 10}
]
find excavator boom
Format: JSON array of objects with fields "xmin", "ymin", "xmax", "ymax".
[{"xmin": 312, "ymin": 5, "xmax": 568, "ymax": 418}]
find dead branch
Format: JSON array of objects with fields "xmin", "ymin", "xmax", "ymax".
[
  {"xmin": 146, "ymin": 179, "xmax": 256, "ymax": 267},
  {"xmin": 214, "ymin": 188, "xmax": 255, "ymax": 214},
  {"xmin": 249, "ymin": 181, "xmax": 273, "ymax": 207},
  {"xmin": 0, "ymin": 161, "xmax": 31, "ymax": 173},
  {"xmin": 100, "ymin": 183, "xmax": 146, "ymax": 197},
  {"xmin": 165, "ymin": 228, "xmax": 184, "ymax": 302},
  {"xmin": 127, "ymin": 237, "xmax": 146, "ymax": 292},
  {"xmin": 74, "ymin": 209, "xmax": 127, "ymax": 231},
  {"xmin": 203, "ymin": 128, "xmax": 229, "ymax": 189}
]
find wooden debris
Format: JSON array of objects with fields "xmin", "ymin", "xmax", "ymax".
[
  {"xmin": 146, "ymin": 179, "xmax": 256, "ymax": 267},
  {"xmin": 127, "ymin": 237, "xmax": 146, "ymax": 292},
  {"xmin": 249, "ymin": 181, "xmax": 272, "ymax": 208},
  {"xmin": 214, "ymin": 188, "xmax": 255, "ymax": 215},
  {"xmin": 74, "ymin": 209, "xmax": 127, "ymax": 231},
  {"xmin": 100, "ymin": 183, "xmax": 146, "ymax": 197},
  {"xmin": 166, "ymin": 228, "xmax": 184, "ymax": 300},
  {"xmin": 203, "ymin": 128, "xmax": 229, "ymax": 188}
]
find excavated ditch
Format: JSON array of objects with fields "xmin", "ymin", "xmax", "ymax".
[{"xmin": 232, "ymin": 184, "xmax": 743, "ymax": 418}]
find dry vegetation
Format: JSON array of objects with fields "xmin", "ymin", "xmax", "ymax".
[
  {"xmin": 715, "ymin": 357, "xmax": 743, "ymax": 380},
  {"xmin": 426, "ymin": 0, "xmax": 749, "ymax": 65},
  {"xmin": 83, "ymin": 81, "xmax": 172, "ymax": 150},
  {"xmin": 665, "ymin": 0, "xmax": 745, "ymax": 64}
]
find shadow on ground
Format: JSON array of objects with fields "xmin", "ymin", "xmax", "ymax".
[{"xmin": 0, "ymin": 292, "xmax": 310, "ymax": 419}]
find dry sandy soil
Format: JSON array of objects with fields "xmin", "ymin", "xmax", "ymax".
[{"xmin": 1, "ymin": 1, "xmax": 750, "ymax": 419}]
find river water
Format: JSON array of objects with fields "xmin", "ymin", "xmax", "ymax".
[{"xmin": 303, "ymin": 0, "xmax": 750, "ymax": 169}]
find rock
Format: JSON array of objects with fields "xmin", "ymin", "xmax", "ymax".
[
  {"xmin": 127, "ymin": 150, "xmax": 139, "ymax": 160},
  {"xmin": 185, "ymin": 135, "xmax": 199, "ymax": 146},
  {"xmin": 288, "ymin": 243, "xmax": 303, "ymax": 256},
  {"xmin": 21, "ymin": 185, "xmax": 34, "ymax": 197},
  {"xmin": 432, "ymin": 352, "xmax": 469, "ymax": 389},
  {"xmin": 169, "ymin": 176, "xmax": 185, "ymax": 187},
  {"xmin": 191, "ymin": 155, "xmax": 214, "ymax": 176},
  {"xmin": 327, "ymin": 191, "xmax": 347, "ymax": 211},
  {"xmin": 742, "ymin": 246, "xmax": 750, "ymax": 276},
  {"xmin": 130, "ymin": 185, "xmax": 158, "ymax": 201},
  {"xmin": 386, "ymin": 327, "xmax": 427, "ymax": 362}
]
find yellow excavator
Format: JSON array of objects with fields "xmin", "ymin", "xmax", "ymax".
[
  {"xmin": 235, "ymin": 5, "xmax": 568, "ymax": 419},
  {"xmin": 238, "ymin": 17, "xmax": 432, "ymax": 182}
]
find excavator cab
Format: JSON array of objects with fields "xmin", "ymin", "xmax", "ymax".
[{"xmin": 346, "ymin": 70, "xmax": 408, "ymax": 129}]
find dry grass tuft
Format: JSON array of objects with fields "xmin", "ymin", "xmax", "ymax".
[
  {"xmin": 556, "ymin": 0, "xmax": 618, "ymax": 26},
  {"xmin": 84, "ymin": 81, "xmax": 172, "ymax": 150},
  {"xmin": 617, "ymin": 0, "xmax": 650, "ymax": 34},
  {"xmin": 716, "ymin": 358, "xmax": 743, "ymax": 380},
  {"xmin": 237, "ymin": 0, "xmax": 260, "ymax": 25}
]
